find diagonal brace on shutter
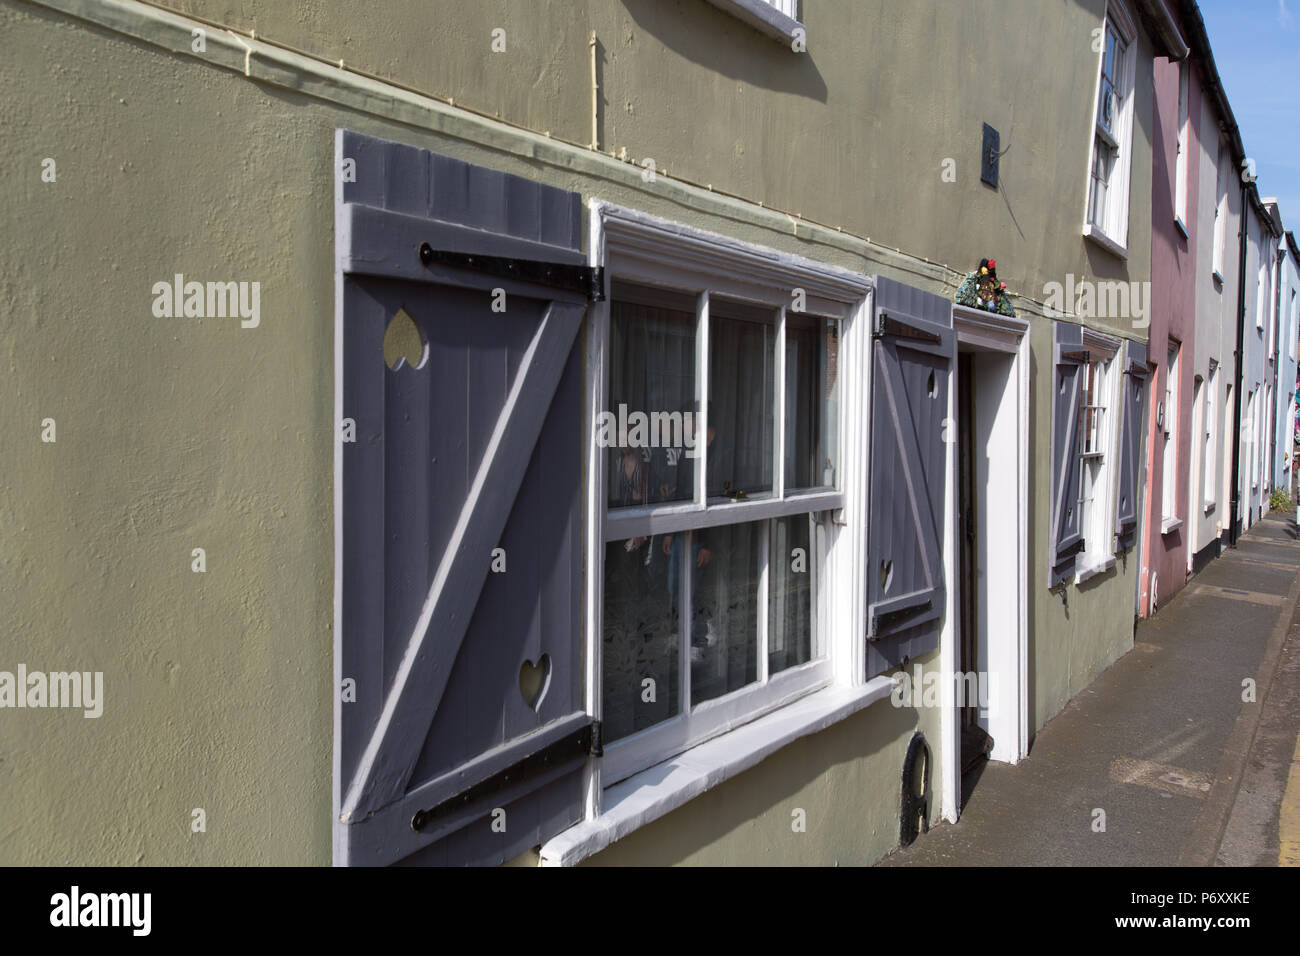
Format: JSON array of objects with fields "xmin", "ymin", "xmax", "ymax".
[{"xmin": 341, "ymin": 301, "xmax": 587, "ymax": 821}]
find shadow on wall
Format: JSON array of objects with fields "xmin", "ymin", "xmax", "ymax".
[{"xmin": 620, "ymin": 0, "xmax": 828, "ymax": 102}]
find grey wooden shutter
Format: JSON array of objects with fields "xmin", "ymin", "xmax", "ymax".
[
  {"xmin": 865, "ymin": 276, "xmax": 955, "ymax": 678},
  {"xmin": 1113, "ymin": 340, "xmax": 1149, "ymax": 552},
  {"xmin": 1050, "ymin": 321, "xmax": 1087, "ymax": 586},
  {"xmin": 335, "ymin": 130, "xmax": 594, "ymax": 866}
]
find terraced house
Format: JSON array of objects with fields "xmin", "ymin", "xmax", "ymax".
[{"xmin": 0, "ymin": 0, "xmax": 1290, "ymax": 867}]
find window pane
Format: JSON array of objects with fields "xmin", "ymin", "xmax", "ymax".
[
  {"xmin": 785, "ymin": 316, "xmax": 839, "ymax": 490},
  {"xmin": 709, "ymin": 300, "xmax": 775, "ymax": 499},
  {"xmin": 769, "ymin": 514, "xmax": 813, "ymax": 674},
  {"xmin": 608, "ymin": 282, "xmax": 698, "ymax": 510},
  {"xmin": 602, "ymin": 537, "xmax": 680, "ymax": 743},
  {"xmin": 1090, "ymin": 139, "xmax": 1114, "ymax": 227},
  {"xmin": 689, "ymin": 520, "xmax": 761, "ymax": 705}
]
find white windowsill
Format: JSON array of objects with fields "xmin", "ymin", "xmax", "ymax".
[
  {"xmin": 1161, "ymin": 517, "xmax": 1183, "ymax": 534},
  {"xmin": 539, "ymin": 677, "xmax": 895, "ymax": 866},
  {"xmin": 1075, "ymin": 556, "xmax": 1116, "ymax": 584},
  {"xmin": 1174, "ymin": 215, "xmax": 1189, "ymax": 238},
  {"xmin": 1212, "ymin": 268, "xmax": 1225, "ymax": 284},
  {"xmin": 1083, "ymin": 223, "xmax": 1129, "ymax": 261},
  {"xmin": 702, "ymin": 0, "xmax": 804, "ymax": 44},
  {"xmin": 1205, "ymin": 501, "xmax": 1216, "ymax": 515}
]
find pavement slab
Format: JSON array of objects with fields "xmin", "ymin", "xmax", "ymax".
[{"xmin": 879, "ymin": 513, "xmax": 1300, "ymax": 867}]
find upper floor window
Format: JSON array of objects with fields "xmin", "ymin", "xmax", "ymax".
[
  {"xmin": 1291, "ymin": 289, "xmax": 1298, "ymax": 361},
  {"xmin": 1257, "ymin": 261, "xmax": 1268, "ymax": 332},
  {"xmin": 1175, "ymin": 60, "xmax": 1190, "ymax": 232},
  {"xmin": 1213, "ymin": 138, "xmax": 1230, "ymax": 278},
  {"xmin": 1085, "ymin": 2, "xmax": 1138, "ymax": 254}
]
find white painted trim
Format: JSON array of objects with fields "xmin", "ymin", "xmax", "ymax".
[
  {"xmin": 702, "ymin": 0, "xmax": 804, "ymax": 43},
  {"xmin": 1075, "ymin": 556, "xmax": 1117, "ymax": 584},
  {"xmin": 952, "ymin": 304, "xmax": 1030, "ymax": 354},
  {"xmin": 1187, "ymin": 375, "xmax": 1204, "ymax": 574},
  {"xmin": 839, "ymin": 292, "xmax": 873, "ymax": 688},
  {"xmin": 589, "ymin": 201, "xmax": 871, "ymax": 785},
  {"xmin": 1082, "ymin": 327, "xmax": 1123, "ymax": 358},
  {"xmin": 331, "ymin": 129, "xmax": 346, "ymax": 866},
  {"xmin": 1077, "ymin": 330, "xmax": 1121, "ymax": 578},
  {"xmin": 951, "ymin": 308, "xmax": 1032, "ymax": 767},
  {"xmin": 1109, "ymin": 0, "xmax": 1138, "ymax": 43},
  {"xmin": 538, "ymin": 678, "xmax": 896, "ymax": 866},
  {"xmin": 1083, "ymin": 223, "xmax": 1131, "ymax": 261},
  {"xmin": 941, "ymin": 346, "xmax": 958, "ymax": 823},
  {"xmin": 605, "ymin": 491, "xmax": 843, "ymax": 539},
  {"xmin": 1161, "ymin": 517, "xmax": 1184, "ymax": 534},
  {"xmin": 602, "ymin": 661, "xmax": 834, "ymax": 785},
  {"xmin": 1015, "ymin": 323, "xmax": 1031, "ymax": 762},
  {"xmin": 1082, "ymin": 3, "xmax": 1137, "ymax": 253},
  {"xmin": 583, "ymin": 200, "xmax": 611, "ymax": 823},
  {"xmin": 596, "ymin": 202, "xmax": 872, "ymax": 312}
]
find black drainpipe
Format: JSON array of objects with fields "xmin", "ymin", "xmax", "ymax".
[{"xmin": 1229, "ymin": 182, "xmax": 1249, "ymax": 546}]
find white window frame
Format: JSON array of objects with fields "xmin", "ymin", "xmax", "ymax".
[
  {"xmin": 1204, "ymin": 365, "xmax": 1217, "ymax": 512},
  {"xmin": 1213, "ymin": 138, "xmax": 1229, "ymax": 281},
  {"xmin": 1075, "ymin": 329, "xmax": 1121, "ymax": 581},
  {"xmin": 702, "ymin": 0, "xmax": 803, "ymax": 44},
  {"xmin": 1284, "ymin": 287, "xmax": 1294, "ymax": 361},
  {"xmin": 1082, "ymin": 0, "xmax": 1138, "ymax": 258},
  {"xmin": 1162, "ymin": 341, "xmax": 1181, "ymax": 530},
  {"xmin": 585, "ymin": 202, "xmax": 872, "ymax": 792},
  {"xmin": 1174, "ymin": 59, "xmax": 1190, "ymax": 235},
  {"xmin": 1257, "ymin": 261, "xmax": 1267, "ymax": 332},
  {"xmin": 1247, "ymin": 389, "xmax": 1259, "ymax": 492}
]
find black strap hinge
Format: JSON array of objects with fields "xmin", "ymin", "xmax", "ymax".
[
  {"xmin": 410, "ymin": 720, "xmax": 601, "ymax": 833},
  {"xmin": 418, "ymin": 243, "xmax": 605, "ymax": 301}
]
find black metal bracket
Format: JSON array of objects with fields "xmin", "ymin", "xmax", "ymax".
[
  {"xmin": 418, "ymin": 242, "xmax": 605, "ymax": 301},
  {"xmin": 899, "ymin": 732, "xmax": 930, "ymax": 847},
  {"xmin": 875, "ymin": 312, "xmax": 942, "ymax": 344},
  {"xmin": 410, "ymin": 720, "xmax": 601, "ymax": 833}
]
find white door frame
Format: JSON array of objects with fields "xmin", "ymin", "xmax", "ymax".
[{"xmin": 941, "ymin": 305, "xmax": 1031, "ymax": 821}]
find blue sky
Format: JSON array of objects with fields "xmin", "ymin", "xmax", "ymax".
[{"xmin": 1199, "ymin": 1, "xmax": 1300, "ymax": 229}]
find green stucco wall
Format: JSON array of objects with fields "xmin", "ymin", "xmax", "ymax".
[
  {"xmin": 148, "ymin": 0, "xmax": 1154, "ymax": 308},
  {"xmin": 1, "ymin": 0, "xmax": 1155, "ymax": 865}
]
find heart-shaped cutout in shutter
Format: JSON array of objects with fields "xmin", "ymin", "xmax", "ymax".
[{"xmin": 518, "ymin": 654, "xmax": 551, "ymax": 711}]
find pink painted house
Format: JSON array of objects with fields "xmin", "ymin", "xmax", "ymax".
[{"xmin": 1139, "ymin": 6, "xmax": 1199, "ymax": 618}]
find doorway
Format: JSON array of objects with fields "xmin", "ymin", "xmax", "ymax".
[
  {"xmin": 939, "ymin": 306, "xmax": 1030, "ymax": 824},
  {"xmin": 957, "ymin": 351, "xmax": 993, "ymax": 796}
]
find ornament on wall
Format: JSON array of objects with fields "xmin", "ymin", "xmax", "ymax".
[{"xmin": 955, "ymin": 258, "xmax": 1016, "ymax": 317}]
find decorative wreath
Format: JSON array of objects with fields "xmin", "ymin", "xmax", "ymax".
[{"xmin": 955, "ymin": 258, "xmax": 1016, "ymax": 317}]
